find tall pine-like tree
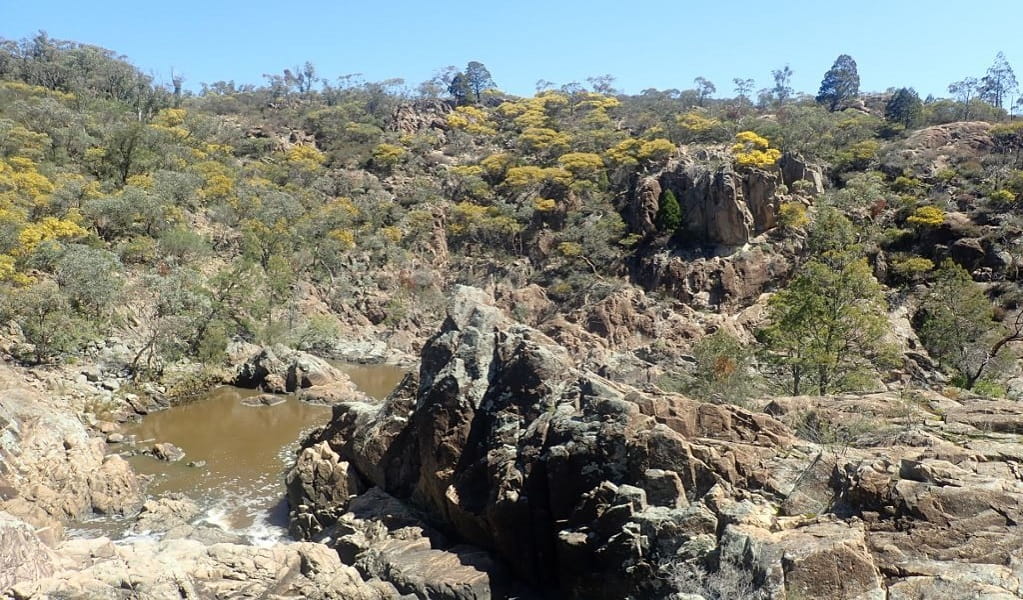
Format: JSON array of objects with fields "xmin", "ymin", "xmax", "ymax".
[{"xmin": 816, "ymin": 54, "xmax": 860, "ymax": 111}]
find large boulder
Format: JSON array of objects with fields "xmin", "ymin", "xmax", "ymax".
[
  {"xmin": 643, "ymin": 150, "xmax": 785, "ymax": 246},
  {"xmin": 290, "ymin": 287, "xmax": 801, "ymax": 598},
  {"xmin": 0, "ymin": 367, "xmax": 143, "ymax": 524},
  {"xmin": 232, "ymin": 344, "xmax": 353, "ymax": 395}
]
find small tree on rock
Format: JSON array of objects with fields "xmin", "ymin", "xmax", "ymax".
[
  {"xmin": 919, "ymin": 259, "xmax": 1023, "ymax": 390},
  {"xmin": 760, "ymin": 211, "xmax": 894, "ymax": 395},
  {"xmin": 655, "ymin": 188, "xmax": 682, "ymax": 232}
]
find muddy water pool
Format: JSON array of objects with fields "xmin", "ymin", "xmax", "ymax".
[{"xmin": 70, "ymin": 363, "xmax": 407, "ymax": 543}]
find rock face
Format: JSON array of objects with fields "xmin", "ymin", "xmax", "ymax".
[
  {"xmin": 628, "ymin": 176, "xmax": 661, "ymax": 236},
  {"xmin": 0, "ymin": 511, "xmax": 56, "ymax": 592},
  {"xmin": 0, "ymin": 367, "xmax": 143, "ymax": 525},
  {"xmin": 630, "ymin": 149, "xmax": 818, "ymax": 246},
  {"xmin": 630, "ymin": 238, "xmax": 801, "ymax": 310},
  {"xmin": 778, "ymin": 152, "xmax": 824, "ymax": 195},
  {"xmin": 290, "ymin": 287, "xmax": 797, "ymax": 598},
  {"xmin": 289, "ymin": 287, "xmax": 1023, "ymax": 599},
  {"xmin": 390, "ymin": 99, "xmax": 453, "ymax": 134},
  {"xmin": 10, "ymin": 537, "xmax": 399, "ymax": 600}
]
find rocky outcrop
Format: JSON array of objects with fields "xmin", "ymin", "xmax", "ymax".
[
  {"xmin": 288, "ymin": 287, "xmax": 1023, "ymax": 599},
  {"xmin": 391, "ymin": 100, "xmax": 453, "ymax": 134},
  {"xmin": 231, "ymin": 344, "xmax": 368, "ymax": 405},
  {"xmin": 624, "ymin": 148, "xmax": 823, "ymax": 247},
  {"xmin": 9, "ymin": 537, "xmax": 401, "ymax": 600},
  {"xmin": 778, "ymin": 152, "xmax": 824, "ymax": 195},
  {"xmin": 289, "ymin": 287, "xmax": 807, "ymax": 598},
  {"xmin": 889, "ymin": 121, "xmax": 994, "ymax": 176},
  {"xmin": 628, "ymin": 176, "xmax": 661, "ymax": 236},
  {"xmin": 0, "ymin": 367, "xmax": 143, "ymax": 526},
  {"xmin": 630, "ymin": 237, "xmax": 801, "ymax": 310}
]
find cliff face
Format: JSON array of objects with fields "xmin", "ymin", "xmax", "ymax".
[
  {"xmin": 288, "ymin": 286, "xmax": 1023, "ymax": 600},
  {"xmin": 622, "ymin": 151, "xmax": 822, "ymax": 311},
  {"xmin": 626, "ymin": 150, "xmax": 822, "ymax": 247}
]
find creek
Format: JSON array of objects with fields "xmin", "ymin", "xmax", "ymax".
[{"xmin": 70, "ymin": 363, "xmax": 407, "ymax": 544}]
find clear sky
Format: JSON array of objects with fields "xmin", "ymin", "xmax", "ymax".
[{"xmin": 3, "ymin": 0, "xmax": 1021, "ymax": 99}]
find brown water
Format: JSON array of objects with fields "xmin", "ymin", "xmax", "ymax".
[{"xmin": 73, "ymin": 363, "xmax": 407, "ymax": 543}]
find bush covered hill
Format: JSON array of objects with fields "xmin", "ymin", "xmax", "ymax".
[{"xmin": 1, "ymin": 33, "xmax": 1022, "ymax": 399}]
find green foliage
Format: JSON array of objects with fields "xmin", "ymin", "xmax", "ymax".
[
  {"xmin": 761, "ymin": 212, "xmax": 895, "ymax": 395},
  {"xmin": 655, "ymin": 189, "xmax": 682, "ymax": 232},
  {"xmin": 906, "ymin": 206, "xmax": 945, "ymax": 227},
  {"xmin": 919, "ymin": 259, "xmax": 1012, "ymax": 390},
  {"xmin": 891, "ymin": 256, "xmax": 934, "ymax": 281},
  {"xmin": 1, "ymin": 279, "xmax": 87, "ymax": 363},
  {"xmin": 778, "ymin": 202, "xmax": 809, "ymax": 229},
  {"xmin": 817, "ymin": 54, "xmax": 860, "ymax": 111},
  {"xmin": 55, "ymin": 245, "xmax": 123, "ymax": 316},
  {"xmin": 884, "ymin": 88, "xmax": 923, "ymax": 128},
  {"xmin": 988, "ymin": 189, "xmax": 1017, "ymax": 205},
  {"xmin": 730, "ymin": 131, "xmax": 781, "ymax": 168}
]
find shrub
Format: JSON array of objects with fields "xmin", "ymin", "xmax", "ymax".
[
  {"xmin": 906, "ymin": 206, "xmax": 945, "ymax": 227},
  {"xmin": 778, "ymin": 202, "xmax": 809, "ymax": 228}
]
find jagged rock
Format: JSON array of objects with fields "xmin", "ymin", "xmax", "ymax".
[
  {"xmin": 778, "ymin": 152, "xmax": 824, "ymax": 195},
  {"xmin": 287, "ymin": 441, "xmax": 367, "ymax": 538},
  {"xmin": 717, "ymin": 519, "xmax": 884, "ymax": 600},
  {"xmin": 233, "ymin": 344, "xmax": 344, "ymax": 391},
  {"xmin": 283, "ymin": 288, "xmax": 1023, "ymax": 599},
  {"xmin": 0, "ymin": 367, "xmax": 143, "ymax": 523},
  {"xmin": 0, "ymin": 512, "xmax": 56, "ymax": 591},
  {"xmin": 645, "ymin": 150, "xmax": 784, "ymax": 246},
  {"xmin": 629, "ymin": 176, "xmax": 661, "ymax": 236},
  {"xmin": 630, "ymin": 239, "xmax": 800, "ymax": 310},
  {"xmin": 290, "ymin": 286, "xmax": 799, "ymax": 598},
  {"xmin": 390, "ymin": 99, "xmax": 453, "ymax": 134}
]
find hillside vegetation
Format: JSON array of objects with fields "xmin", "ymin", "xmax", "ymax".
[{"xmin": 0, "ymin": 33, "xmax": 1021, "ymax": 399}]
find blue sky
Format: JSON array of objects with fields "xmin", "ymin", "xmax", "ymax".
[{"xmin": 3, "ymin": 1, "xmax": 1021, "ymax": 99}]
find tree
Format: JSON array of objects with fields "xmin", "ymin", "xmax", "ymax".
[
  {"xmin": 761, "ymin": 211, "xmax": 893, "ymax": 395},
  {"xmin": 655, "ymin": 189, "xmax": 682, "ymax": 232},
  {"xmin": 732, "ymin": 77, "xmax": 755, "ymax": 103},
  {"xmin": 55, "ymin": 245, "xmax": 123, "ymax": 317},
  {"xmin": 919, "ymin": 259, "xmax": 1023, "ymax": 390},
  {"xmin": 816, "ymin": 54, "xmax": 860, "ymax": 111},
  {"xmin": 1, "ymin": 280, "xmax": 84, "ymax": 363},
  {"xmin": 948, "ymin": 77, "xmax": 979, "ymax": 119},
  {"xmin": 448, "ymin": 72, "xmax": 470, "ymax": 105},
  {"xmin": 771, "ymin": 65, "xmax": 794, "ymax": 104},
  {"xmin": 694, "ymin": 77, "xmax": 715, "ymax": 106},
  {"xmin": 884, "ymin": 87, "xmax": 923, "ymax": 128},
  {"xmin": 979, "ymin": 52, "xmax": 1018, "ymax": 109},
  {"xmin": 463, "ymin": 61, "xmax": 495, "ymax": 103}
]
